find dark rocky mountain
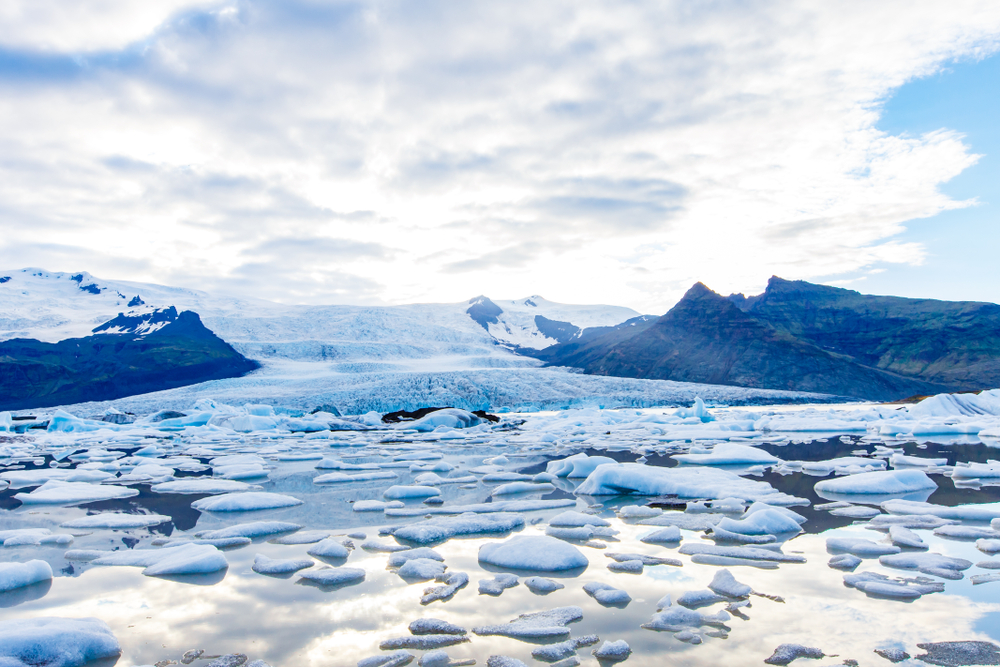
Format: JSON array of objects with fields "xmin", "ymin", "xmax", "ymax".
[
  {"xmin": 533, "ymin": 279, "xmax": 1000, "ymax": 400},
  {"xmin": 0, "ymin": 309, "xmax": 259, "ymax": 411}
]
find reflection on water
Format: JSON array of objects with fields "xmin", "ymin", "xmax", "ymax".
[{"xmin": 1, "ymin": 434, "xmax": 1000, "ymax": 666}]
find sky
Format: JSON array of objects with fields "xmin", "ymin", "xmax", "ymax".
[{"xmin": 0, "ymin": 0, "xmax": 999, "ymax": 313}]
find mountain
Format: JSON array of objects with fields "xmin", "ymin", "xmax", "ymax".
[
  {"xmin": 0, "ymin": 307, "xmax": 259, "ymax": 411},
  {"xmin": 535, "ymin": 279, "xmax": 1000, "ymax": 401}
]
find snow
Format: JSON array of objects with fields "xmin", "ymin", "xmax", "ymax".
[
  {"xmin": 479, "ymin": 535, "xmax": 588, "ymax": 571},
  {"xmin": 191, "ymin": 492, "xmax": 304, "ymax": 512},
  {"xmin": 813, "ymin": 469, "xmax": 938, "ymax": 495},
  {"xmin": 61, "ymin": 513, "xmax": 171, "ymax": 529},
  {"xmin": 0, "ymin": 617, "xmax": 121, "ymax": 667},
  {"xmin": 0, "ymin": 560, "xmax": 53, "ymax": 592},
  {"xmin": 14, "ymin": 480, "xmax": 139, "ymax": 505}
]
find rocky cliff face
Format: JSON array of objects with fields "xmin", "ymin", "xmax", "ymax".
[
  {"xmin": 537, "ymin": 279, "xmax": 998, "ymax": 400},
  {"xmin": 0, "ymin": 310, "xmax": 259, "ymax": 411}
]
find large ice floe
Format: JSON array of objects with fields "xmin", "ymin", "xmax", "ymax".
[{"xmin": 4, "ymin": 391, "xmax": 1000, "ymax": 666}]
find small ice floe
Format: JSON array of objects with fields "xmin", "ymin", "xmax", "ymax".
[
  {"xmin": 605, "ymin": 552, "xmax": 681, "ymax": 567},
  {"xmin": 151, "ymin": 479, "xmax": 260, "ymax": 495},
  {"xmin": 478, "ymin": 536, "xmax": 588, "ymax": 572},
  {"xmin": 890, "ymin": 453, "xmax": 948, "ymax": 469},
  {"xmin": 90, "ymin": 543, "xmax": 228, "ymax": 577},
  {"xmin": 679, "ymin": 543, "xmax": 805, "ymax": 566},
  {"xmin": 881, "ymin": 500, "xmax": 1000, "ymax": 522},
  {"xmin": 829, "ymin": 505, "xmax": 882, "ymax": 519},
  {"xmin": 270, "ymin": 530, "xmax": 331, "ymax": 545},
  {"xmin": 674, "ymin": 629, "xmax": 703, "ymax": 644},
  {"xmin": 0, "ymin": 617, "xmax": 121, "ymax": 667},
  {"xmin": 357, "ymin": 650, "xmax": 414, "ymax": 667},
  {"xmin": 639, "ymin": 527, "xmax": 683, "ymax": 544},
  {"xmin": 887, "ymin": 525, "xmax": 928, "ymax": 549},
  {"xmin": 524, "ymin": 576, "xmax": 564, "ymax": 594},
  {"xmin": 485, "ymin": 657, "xmax": 526, "ymax": 667},
  {"xmin": 532, "ymin": 635, "xmax": 600, "ymax": 662},
  {"xmin": 317, "ymin": 457, "xmax": 380, "ymax": 470},
  {"xmin": 388, "ymin": 548, "xmax": 444, "ymax": 567},
  {"xmin": 409, "ymin": 618, "xmax": 466, "ymax": 635},
  {"xmin": 592, "ymin": 639, "xmax": 631, "ymax": 662},
  {"xmin": 421, "ymin": 572, "xmax": 469, "ymax": 605},
  {"xmin": 641, "ymin": 604, "xmax": 730, "ymax": 633},
  {"xmin": 192, "ymin": 492, "xmax": 304, "ymax": 512},
  {"xmin": 418, "ymin": 649, "xmax": 475, "ymax": 666},
  {"xmin": 491, "ymin": 481, "xmax": 555, "ymax": 496},
  {"xmin": 354, "ymin": 500, "xmax": 404, "ymax": 512},
  {"xmin": 0, "ymin": 528, "xmax": 73, "ymax": 547},
  {"xmin": 213, "ymin": 463, "xmax": 268, "ymax": 480},
  {"xmin": 479, "ymin": 573, "xmax": 519, "ymax": 596},
  {"xmin": 482, "ymin": 473, "xmax": 531, "ymax": 482},
  {"xmin": 196, "ymin": 521, "xmax": 302, "ymax": 540},
  {"xmin": 764, "ymin": 644, "xmax": 825, "ymax": 665},
  {"xmin": 298, "ymin": 566, "xmax": 365, "ymax": 587},
  {"xmin": 391, "ymin": 514, "xmax": 525, "ymax": 545},
  {"xmin": 977, "ymin": 560, "xmax": 1000, "ymax": 569},
  {"xmin": 0, "ymin": 468, "xmax": 115, "ymax": 488},
  {"xmin": 977, "ymin": 539, "xmax": 1000, "ymax": 555},
  {"xmin": 380, "ymin": 635, "xmax": 470, "ymax": 650},
  {"xmin": 398, "ymin": 559, "xmax": 448, "ymax": 581},
  {"xmin": 473, "ymin": 606, "xmax": 583, "ymax": 640},
  {"xmin": 252, "ymin": 554, "xmax": 314, "ymax": 575},
  {"xmin": 913, "ymin": 641, "xmax": 1000, "ymax": 666},
  {"xmin": 828, "ymin": 554, "xmax": 862, "ymax": 571},
  {"xmin": 547, "ymin": 453, "xmax": 618, "ymax": 478},
  {"xmin": 708, "ymin": 569, "xmax": 751, "ymax": 598},
  {"xmin": 711, "ymin": 507, "xmax": 803, "ymax": 540},
  {"xmin": 583, "ymin": 582, "xmax": 631, "ymax": 607},
  {"xmin": 14, "ymin": 480, "xmax": 139, "ymax": 505},
  {"xmin": 616, "ymin": 505, "xmax": 662, "ymax": 519},
  {"xmin": 676, "ymin": 590, "xmax": 729, "ymax": 609},
  {"xmin": 60, "ymin": 513, "xmax": 171, "ymax": 530},
  {"xmin": 413, "ymin": 473, "xmax": 476, "ymax": 486},
  {"xmin": 384, "ymin": 486, "xmax": 441, "ymax": 500},
  {"xmin": 672, "ymin": 443, "xmax": 779, "ymax": 466},
  {"xmin": 793, "ymin": 457, "xmax": 886, "ymax": 476},
  {"xmin": 546, "ymin": 526, "xmax": 608, "ymax": 541},
  {"xmin": 0, "ymin": 560, "xmax": 52, "ymax": 593},
  {"xmin": 826, "ymin": 538, "xmax": 900, "ymax": 558},
  {"xmin": 873, "ymin": 647, "xmax": 910, "ymax": 663},
  {"xmin": 866, "ymin": 514, "xmax": 957, "ymax": 531},
  {"xmin": 843, "ymin": 571, "xmax": 944, "ymax": 599},
  {"xmin": 933, "ymin": 525, "xmax": 1000, "ymax": 540},
  {"xmin": 879, "ymin": 552, "xmax": 973, "ymax": 579},
  {"xmin": 951, "ymin": 461, "xmax": 1000, "ymax": 480},
  {"xmin": 607, "ymin": 559, "xmax": 643, "ymax": 574},
  {"xmin": 315, "ymin": 471, "xmax": 398, "ymax": 484},
  {"xmin": 362, "ymin": 540, "xmax": 412, "ymax": 553},
  {"xmin": 814, "ymin": 469, "xmax": 937, "ymax": 496},
  {"xmin": 971, "ymin": 573, "xmax": 1000, "ymax": 585},
  {"xmin": 384, "ymin": 500, "xmax": 574, "ymax": 518}
]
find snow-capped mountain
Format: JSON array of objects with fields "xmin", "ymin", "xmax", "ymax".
[{"xmin": 0, "ymin": 268, "xmax": 640, "ymax": 367}]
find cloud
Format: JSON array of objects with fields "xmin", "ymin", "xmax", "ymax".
[{"xmin": 0, "ymin": 0, "xmax": 997, "ymax": 309}]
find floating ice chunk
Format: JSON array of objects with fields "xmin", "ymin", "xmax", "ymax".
[
  {"xmin": 151, "ymin": 479, "xmax": 259, "ymax": 494},
  {"xmin": 362, "ymin": 540, "xmax": 412, "ymax": 553},
  {"xmin": 380, "ymin": 635, "xmax": 470, "ymax": 650},
  {"xmin": 675, "ymin": 397, "xmax": 714, "ymax": 422},
  {"xmin": 473, "ymin": 606, "xmax": 583, "ymax": 639},
  {"xmin": 843, "ymin": 571, "xmax": 943, "ymax": 598},
  {"xmin": 672, "ymin": 444, "xmax": 779, "ymax": 466},
  {"xmin": 91, "ymin": 543, "xmax": 228, "ymax": 576},
  {"xmin": 710, "ymin": 525, "xmax": 776, "ymax": 545},
  {"xmin": 307, "ymin": 539, "xmax": 350, "ymax": 559},
  {"xmin": 605, "ymin": 552, "xmax": 681, "ymax": 567},
  {"xmin": 679, "ymin": 543, "xmax": 806, "ymax": 563},
  {"xmin": 641, "ymin": 606, "xmax": 730, "ymax": 632},
  {"xmin": 409, "ymin": 618, "xmax": 466, "ymax": 635},
  {"xmin": 715, "ymin": 509, "xmax": 802, "ymax": 536},
  {"xmin": 866, "ymin": 514, "xmax": 957, "ymax": 531},
  {"xmin": 583, "ymin": 582, "xmax": 631, "ymax": 606},
  {"xmin": 479, "ymin": 536, "xmax": 588, "ymax": 572},
  {"xmin": 814, "ymin": 470, "xmax": 937, "ymax": 496},
  {"xmin": 882, "ymin": 499, "xmax": 1000, "ymax": 521},
  {"xmin": 617, "ymin": 505, "xmax": 662, "ymax": 519},
  {"xmin": 676, "ymin": 590, "xmax": 728, "ymax": 608},
  {"xmin": 0, "ymin": 617, "xmax": 121, "ymax": 667},
  {"xmin": 388, "ymin": 548, "xmax": 444, "ymax": 567},
  {"xmin": 492, "ymin": 481, "xmax": 555, "ymax": 496},
  {"xmin": 890, "ymin": 453, "xmax": 948, "ymax": 468},
  {"xmin": 639, "ymin": 527, "xmax": 683, "ymax": 544},
  {"xmin": 479, "ymin": 573, "xmax": 519, "ymax": 595},
  {"xmin": 298, "ymin": 567, "xmax": 365, "ymax": 586},
  {"xmin": 0, "ymin": 560, "xmax": 52, "ymax": 592},
  {"xmin": 874, "ymin": 647, "xmax": 910, "ymax": 663},
  {"xmin": 191, "ymin": 492, "xmax": 304, "ymax": 512},
  {"xmin": 608, "ymin": 560, "xmax": 643, "ymax": 574},
  {"xmin": 358, "ymin": 653, "xmax": 414, "ymax": 667},
  {"xmin": 978, "ymin": 539, "xmax": 1000, "ymax": 554},
  {"xmin": 888, "ymin": 525, "xmax": 928, "ymax": 549},
  {"xmin": 413, "ymin": 473, "xmax": 476, "ymax": 486},
  {"xmin": 764, "ymin": 644, "xmax": 824, "ymax": 665},
  {"xmin": 213, "ymin": 463, "xmax": 268, "ymax": 480},
  {"xmin": 828, "ymin": 554, "xmax": 861, "ymax": 571},
  {"xmin": 482, "ymin": 473, "xmax": 531, "ymax": 482},
  {"xmin": 197, "ymin": 521, "xmax": 301, "ymax": 540},
  {"xmin": 1, "ymin": 529, "xmax": 73, "ymax": 547},
  {"xmin": 797, "ymin": 458, "xmax": 887, "ymax": 476},
  {"xmin": 933, "ymin": 526, "xmax": 1000, "ymax": 540},
  {"xmin": 524, "ymin": 576, "xmax": 564, "ymax": 594},
  {"xmin": 830, "ymin": 505, "xmax": 882, "ymax": 519},
  {"xmin": 826, "ymin": 538, "xmax": 900, "ymax": 558},
  {"xmin": 485, "ymin": 658, "xmax": 526, "ymax": 667},
  {"xmin": 913, "ymin": 642, "xmax": 1000, "ymax": 667},
  {"xmin": 708, "ymin": 569, "xmax": 751, "ymax": 598},
  {"xmin": 577, "ymin": 463, "xmax": 798, "ymax": 504},
  {"xmin": 398, "ymin": 558, "xmax": 448, "ymax": 581},
  {"xmin": 0, "ymin": 468, "xmax": 115, "ymax": 488},
  {"xmin": 909, "ymin": 391, "xmax": 1000, "ymax": 417},
  {"xmin": 972, "ymin": 573, "xmax": 1000, "ymax": 585},
  {"xmin": 879, "ymin": 552, "xmax": 972, "ymax": 579},
  {"xmin": 400, "ymin": 408, "xmax": 483, "ymax": 432},
  {"xmin": 315, "ymin": 471, "xmax": 398, "ymax": 484},
  {"xmin": 421, "ymin": 572, "xmax": 469, "ymax": 605},
  {"xmin": 270, "ymin": 530, "xmax": 331, "ymax": 545},
  {"xmin": 546, "ymin": 526, "xmax": 596, "ymax": 541},
  {"xmin": 418, "ymin": 649, "xmax": 475, "ymax": 667},
  {"xmin": 252, "ymin": 554, "xmax": 314, "ymax": 575},
  {"xmin": 592, "ymin": 640, "xmax": 631, "ymax": 662},
  {"xmin": 317, "ymin": 458, "xmax": 380, "ymax": 471},
  {"xmin": 385, "ymin": 499, "xmax": 575, "ymax": 518},
  {"xmin": 14, "ymin": 480, "xmax": 139, "ymax": 505},
  {"xmin": 547, "ymin": 454, "xmax": 619, "ymax": 478},
  {"xmin": 977, "ymin": 560, "xmax": 1000, "ymax": 569},
  {"xmin": 952, "ymin": 461, "xmax": 1000, "ymax": 479},
  {"xmin": 354, "ymin": 500, "xmax": 393, "ymax": 512},
  {"xmin": 392, "ymin": 513, "xmax": 525, "ymax": 545},
  {"xmin": 531, "ymin": 636, "xmax": 600, "ymax": 662},
  {"xmin": 385, "ymin": 486, "xmax": 441, "ymax": 500}
]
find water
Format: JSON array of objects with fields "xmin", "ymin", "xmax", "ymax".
[{"xmin": 2, "ymin": 423, "xmax": 1000, "ymax": 667}]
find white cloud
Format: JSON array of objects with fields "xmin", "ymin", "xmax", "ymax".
[{"xmin": 0, "ymin": 0, "xmax": 997, "ymax": 311}]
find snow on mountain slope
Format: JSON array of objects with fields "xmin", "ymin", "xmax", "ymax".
[
  {"xmin": 471, "ymin": 295, "xmax": 640, "ymax": 349},
  {"xmin": 0, "ymin": 269, "xmax": 639, "ymax": 365}
]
